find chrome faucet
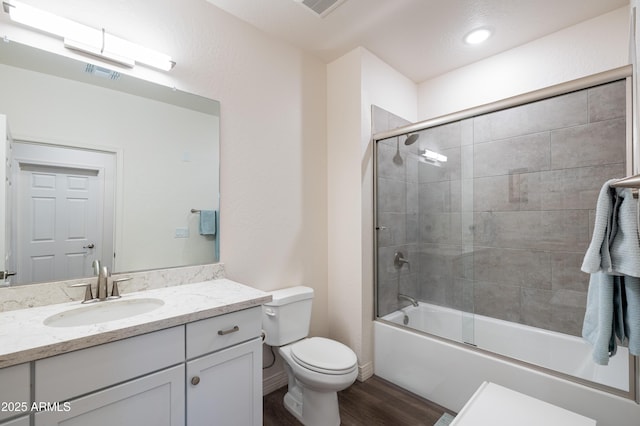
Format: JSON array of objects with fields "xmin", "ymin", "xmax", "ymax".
[
  {"xmin": 398, "ymin": 294, "xmax": 419, "ymax": 307},
  {"xmin": 71, "ymin": 261, "xmax": 131, "ymax": 303},
  {"xmin": 394, "ymin": 251, "xmax": 410, "ymax": 270},
  {"xmin": 97, "ymin": 265, "xmax": 109, "ymax": 300}
]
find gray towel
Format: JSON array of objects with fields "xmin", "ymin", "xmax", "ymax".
[
  {"xmin": 581, "ymin": 179, "xmax": 640, "ymax": 364},
  {"xmin": 582, "ymin": 179, "xmax": 640, "ymax": 276}
]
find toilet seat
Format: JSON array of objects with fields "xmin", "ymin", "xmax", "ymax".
[{"xmin": 290, "ymin": 337, "xmax": 357, "ymax": 375}]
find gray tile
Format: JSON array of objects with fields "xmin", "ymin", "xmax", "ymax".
[
  {"xmin": 550, "ymin": 118, "xmax": 626, "ymax": 169},
  {"xmin": 417, "ymin": 121, "xmax": 463, "ymax": 151},
  {"xmin": 521, "ymin": 163, "xmax": 625, "ymax": 211},
  {"xmin": 551, "ymin": 252, "xmax": 589, "ymax": 292},
  {"xmin": 473, "ymin": 281, "xmax": 521, "ymax": 322},
  {"xmin": 474, "ymin": 133, "xmax": 551, "ymax": 178},
  {"xmin": 473, "ymin": 247, "xmax": 551, "ymax": 289},
  {"xmin": 419, "ymin": 213, "xmax": 462, "ymax": 244},
  {"xmin": 473, "ymin": 90, "xmax": 587, "ymax": 142},
  {"xmin": 520, "ymin": 287, "xmax": 555, "ymax": 330},
  {"xmin": 418, "ymin": 180, "xmax": 461, "ymax": 213},
  {"xmin": 473, "ymin": 210, "xmax": 589, "ymax": 251},
  {"xmin": 588, "ymin": 80, "xmax": 626, "ymax": 123},
  {"xmin": 376, "ymin": 212, "xmax": 406, "ymax": 247},
  {"xmin": 474, "ymin": 175, "xmax": 521, "ymax": 212},
  {"xmin": 377, "ymin": 178, "xmax": 406, "ymax": 214}
]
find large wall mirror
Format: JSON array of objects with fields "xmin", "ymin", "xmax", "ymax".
[{"xmin": 0, "ymin": 40, "xmax": 220, "ymax": 286}]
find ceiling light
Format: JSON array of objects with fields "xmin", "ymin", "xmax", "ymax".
[
  {"xmin": 3, "ymin": 1, "xmax": 175, "ymax": 71},
  {"xmin": 464, "ymin": 28, "xmax": 492, "ymax": 45}
]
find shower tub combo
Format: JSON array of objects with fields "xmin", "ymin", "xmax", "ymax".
[{"xmin": 373, "ymin": 68, "xmax": 639, "ymax": 426}]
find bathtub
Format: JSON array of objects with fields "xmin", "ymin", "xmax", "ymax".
[{"xmin": 374, "ymin": 302, "xmax": 640, "ymax": 426}]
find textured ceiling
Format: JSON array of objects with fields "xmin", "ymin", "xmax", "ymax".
[{"xmin": 205, "ymin": 0, "xmax": 629, "ymax": 83}]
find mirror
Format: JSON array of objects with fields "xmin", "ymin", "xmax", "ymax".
[{"xmin": 0, "ymin": 40, "xmax": 220, "ymax": 285}]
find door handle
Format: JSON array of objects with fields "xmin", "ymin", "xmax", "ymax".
[
  {"xmin": 83, "ymin": 243, "xmax": 95, "ymax": 249},
  {"xmin": 0, "ymin": 271, "xmax": 16, "ymax": 279}
]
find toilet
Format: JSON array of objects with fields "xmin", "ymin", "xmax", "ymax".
[{"xmin": 262, "ymin": 286, "xmax": 358, "ymax": 426}]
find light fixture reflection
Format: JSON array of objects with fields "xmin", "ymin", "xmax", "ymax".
[
  {"xmin": 3, "ymin": 1, "xmax": 175, "ymax": 71},
  {"xmin": 421, "ymin": 149, "xmax": 447, "ymax": 163}
]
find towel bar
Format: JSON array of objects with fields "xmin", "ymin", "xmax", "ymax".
[{"xmin": 611, "ymin": 175, "xmax": 640, "ymax": 198}]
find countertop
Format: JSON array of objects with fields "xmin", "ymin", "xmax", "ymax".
[
  {"xmin": 450, "ymin": 381, "xmax": 596, "ymax": 426},
  {"xmin": 0, "ymin": 279, "xmax": 271, "ymax": 368}
]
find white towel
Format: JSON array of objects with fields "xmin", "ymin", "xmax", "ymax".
[{"xmin": 581, "ymin": 179, "xmax": 640, "ymax": 364}]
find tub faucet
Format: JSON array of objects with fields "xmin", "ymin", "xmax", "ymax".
[{"xmin": 398, "ymin": 294, "xmax": 419, "ymax": 307}]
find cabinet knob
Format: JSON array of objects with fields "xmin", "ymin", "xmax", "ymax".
[{"xmin": 191, "ymin": 376, "xmax": 200, "ymax": 386}]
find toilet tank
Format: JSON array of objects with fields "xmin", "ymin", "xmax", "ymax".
[{"xmin": 262, "ymin": 286, "xmax": 313, "ymax": 346}]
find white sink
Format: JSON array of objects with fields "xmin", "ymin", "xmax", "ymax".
[{"xmin": 44, "ymin": 298, "xmax": 165, "ymax": 327}]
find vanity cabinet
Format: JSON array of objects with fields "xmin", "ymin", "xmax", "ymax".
[
  {"xmin": 3, "ymin": 305, "xmax": 263, "ymax": 426},
  {"xmin": 34, "ymin": 365, "xmax": 185, "ymax": 426},
  {"xmin": 186, "ymin": 307, "xmax": 262, "ymax": 425},
  {"xmin": 0, "ymin": 363, "xmax": 30, "ymax": 425},
  {"xmin": 34, "ymin": 326, "xmax": 185, "ymax": 426}
]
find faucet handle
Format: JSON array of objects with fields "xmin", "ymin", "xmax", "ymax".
[
  {"xmin": 109, "ymin": 277, "xmax": 132, "ymax": 299},
  {"xmin": 70, "ymin": 282, "xmax": 95, "ymax": 303}
]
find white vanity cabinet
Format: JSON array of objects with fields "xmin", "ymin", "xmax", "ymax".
[
  {"xmin": 0, "ymin": 363, "xmax": 30, "ymax": 426},
  {"xmin": 186, "ymin": 307, "xmax": 263, "ymax": 426},
  {"xmin": 34, "ymin": 326, "xmax": 185, "ymax": 426},
  {"xmin": 1, "ymin": 298, "xmax": 265, "ymax": 426}
]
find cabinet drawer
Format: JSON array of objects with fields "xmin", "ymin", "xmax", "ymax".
[
  {"xmin": 186, "ymin": 307, "xmax": 261, "ymax": 359},
  {"xmin": 36, "ymin": 326, "xmax": 184, "ymax": 403},
  {"xmin": 0, "ymin": 363, "xmax": 30, "ymax": 422}
]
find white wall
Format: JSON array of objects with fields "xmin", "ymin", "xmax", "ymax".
[
  {"xmin": 418, "ymin": 7, "xmax": 630, "ymax": 120},
  {"xmin": 0, "ymin": 0, "xmax": 328, "ymax": 389},
  {"xmin": 327, "ymin": 47, "xmax": 416, "ymax": 379}
]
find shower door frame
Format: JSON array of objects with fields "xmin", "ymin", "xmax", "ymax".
[{"xmin": 372, "ymin": 64, "xmax": 638, "ymax": 401}]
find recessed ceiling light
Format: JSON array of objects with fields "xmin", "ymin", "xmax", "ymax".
[{"xmin": 464, "ymin": 28, "xmax": 492, "ymax": 45}]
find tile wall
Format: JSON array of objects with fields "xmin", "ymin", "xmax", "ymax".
[{"xmin": 375, "ymin": 80, "xmax": 627, "ymax": 337}]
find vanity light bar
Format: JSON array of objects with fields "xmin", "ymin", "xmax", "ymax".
[{"xmin": 3, "ymin": 1, "xmax": 175, "ymax": 71}]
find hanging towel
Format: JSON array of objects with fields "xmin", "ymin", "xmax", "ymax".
[
  {"xmin": 581, "ymin": 179, "xmax": 640, "ymax": 364},
  {"xmin": 198, "ymin": 210, "xmax": 216, "ymax": 236}
]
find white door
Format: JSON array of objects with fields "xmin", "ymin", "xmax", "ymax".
[
  {"xmin": 17, "ymin": 164, "xmax": 102, "ymax": 284},
  {"xmin": 12, "ymin": 142, "xmax": 115, "ymax": 285}
]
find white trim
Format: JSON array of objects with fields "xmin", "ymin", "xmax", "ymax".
[{"xmin": 263, "ymin": 370, "xmax": 288, "ymax": 396}]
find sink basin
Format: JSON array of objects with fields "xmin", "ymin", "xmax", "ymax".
[{"xmin": 44, "ymin": 298, "xmax": 165, "ymax": 327}]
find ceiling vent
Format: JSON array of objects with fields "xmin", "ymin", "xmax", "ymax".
[
  {"xmin": 298, "ymin": 0, "xmax": 347, "ymax": 18},
  {"xmin": 84, "ymin": 64, "xmax": 121, "ymax": 80}
]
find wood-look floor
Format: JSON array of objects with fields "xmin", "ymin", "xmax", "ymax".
[{"xmin": 263, "ymin": 376, "xmax": 454, "ymax": 426}]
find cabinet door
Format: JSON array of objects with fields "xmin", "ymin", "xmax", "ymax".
[
  {"xmin": 187, "ymin": 338, "xmax": 261, "ymax": 426},
  {"xmin": 35, "ymin": 365, "xmax": 185, "ymax": 426},
  {"xmin": 0, "ymin": 415, "xmax": 29, "ymax": 426},
  {"xmin": 0, "ymin": 363, "xmax": 30, "ymax": 423}
]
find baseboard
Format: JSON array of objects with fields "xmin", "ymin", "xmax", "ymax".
[
  {"xmin": 263, "ymin": 370, "xmax": 288, "ymax": 395},
  {"xmin": 358, "ymin": 361, "xmax": 374, "ymax": 382}
]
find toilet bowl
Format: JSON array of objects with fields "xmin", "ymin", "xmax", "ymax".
[{"xmin": 262, "ymin": 287, "xmax": 358, "ymax": 426}]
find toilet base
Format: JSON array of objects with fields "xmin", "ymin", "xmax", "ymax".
[{"xmin": 283, "ymin": 384, "xmax": 340, "ymax": 426}]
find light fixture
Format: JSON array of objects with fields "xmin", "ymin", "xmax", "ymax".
[
  {"xmin": 2, "ymin": 1, "xmax": 175, "ymax": 71},
  {"xmin": 421, "ymin": 149, "xmax": 447, "ymax": 163},
  {"xmin": 464, "ymin": 27, "xmax": 492, "ymax": 45}
]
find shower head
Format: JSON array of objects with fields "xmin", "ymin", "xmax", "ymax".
[{"xmin": 404, "ymin": 134, "xmax": 420, "ymax": 145}]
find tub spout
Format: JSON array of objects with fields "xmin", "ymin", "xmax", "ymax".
[{"xmin": 398, "ymin": 294, "xmax": 419, "ymax": 307}]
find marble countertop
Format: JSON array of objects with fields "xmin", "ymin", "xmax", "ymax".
[{"xmin": 0, "ymin": 279, "xmax": 271, "ymax": 368}]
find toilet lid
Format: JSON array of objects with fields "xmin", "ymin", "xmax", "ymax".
[{"xmin": 290, "ymin": 337, "xmax": 357, "ymax": 375}]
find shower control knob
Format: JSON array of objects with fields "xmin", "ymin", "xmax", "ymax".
[{"xmin": 191, "ymin": 376, "xmax": 200, "ymax": 386}]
